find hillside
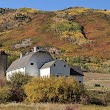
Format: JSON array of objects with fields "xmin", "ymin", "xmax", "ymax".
[{"xmin": 0, "ymin": 7, "xmax": 110, "ymax": 73}]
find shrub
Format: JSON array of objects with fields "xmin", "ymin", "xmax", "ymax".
[
  {"xmin": 9, "ymin": 73, "xmax": 32, "ymax": 88},
  {"xmin": 0, "ymin": 86, "xmax": 10, "ymax": 103},
  {"xmin": 80, "ymin": 94, "xmax": 90, "ymax": 105},
  {"xmin": 51, "ymin": 21, "xmax": 82, "ymax": 32},
  {"xmin": 0, "ymin": 76, "xmax": 10, "ymax": 103},
  {"xmin": 0, "ymin": 76, "xmax": 7, "ymax": 88},
  {"xmin": 94, "ymin": 84, "xmax": 101, "ymax": 87},
  {"xmin": 24, "ymin": 76, "xmax": 85, "ymax": 103},
  {"xmin": 0, "ymin": 43, "xmax": 2, "ymax": 47},
  {"xmin": 0, "ymin": 73, "xmax": 32, "ymax": 103},
  {"xmin": 87, "ymin": 90, "xmax": 110, "ymax": 105},
  {"xmin": 8, "ymin": 73, "xmax": 32, "ymax": 102},
  {"xmin": 8, "ymin": 87, "xmax": 26, "ymax": 102}
]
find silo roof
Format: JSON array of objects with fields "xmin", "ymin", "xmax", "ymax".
[{"xmin": 0, "ymin": 50, "xmax": 7, "ymax": 55}]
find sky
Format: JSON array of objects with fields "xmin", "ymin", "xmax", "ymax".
[{"xmin": 0, "ymin": 0, "xmax": 110, "ymax": 11}]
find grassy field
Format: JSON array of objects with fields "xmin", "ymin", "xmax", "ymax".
[
  {"xmin": 0, "ymin": 103, "xmax": 110, "ymax": 110},
  {"xmin": 84, "ymin": 72, "xmax": 110, "ymax": 91}
]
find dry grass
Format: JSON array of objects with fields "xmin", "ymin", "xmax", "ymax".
[
  {"xmin": 0, "ymin": 103, "xmax": 110, "ymax": 110},
  {"xmin": 84, "ymin": 72, "xmax": 110, "ymax": 91},
  {"xmin": 84, "ymin": 72, "xmax": 110, "ymax": 81}
]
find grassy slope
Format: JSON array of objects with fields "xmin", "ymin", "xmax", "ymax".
[
  {"xmin": 84, "ymin": 72, "xmax": 110, "ymax": 91},
  {"xmin": 0, "ymin": 10, "xmax": 75, "ymax": 53},
  {"xmin": 75, "ymin": 10, "xmax": 110, "ymax": 58},
  {"xmin": 0, "ymin": 7, "xmax": 110, "ymax": 59}
]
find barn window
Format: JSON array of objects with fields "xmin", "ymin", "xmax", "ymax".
[
  {"xmin": 64, "ymin": 65, "xmax": 66, "ymax": 67},
  {"xmin": 31, "ymin": 63, "xmax": 34, "ymax": 65},
  {"xmin": 54, "ymin": 64, "xmax": 56, "ymax": 67},
  {"xmin": 79, "ymin": 81, "xmax": 81, "ymax": 83}
]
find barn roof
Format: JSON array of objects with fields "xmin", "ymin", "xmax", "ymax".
[
  {"xmin": 6, "ymin": 52, "xmax": 34, "ymax": 72},
  {"xmin": 40, "ymin": 60, "xmax": 55, "ymax": 69},
  {"xmin": 70, "ymin": 66, "xmax": 84, "ymax": 76},
  {"xmin": 6, "ymin": 49, "xmax": 52, "ymax": 72}
]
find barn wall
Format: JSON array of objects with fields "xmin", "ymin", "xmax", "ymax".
[
  {"xmin": 6, "ymin": 67, "xmax": 25, "ymax": 80},
  {"xmin": 50, "ymin": 60, "xmax": 70, "ymax": 76},
  {"xmin": 40, "ymin": 68, "xmax": 50, "ymax": 77},
  {"xmin": 25, "ymin": 52, "xmax": 53, "ymax": 76},
  {"xmin": 73, "ymin": 75, "xmax": 83, "ymax": 83}
]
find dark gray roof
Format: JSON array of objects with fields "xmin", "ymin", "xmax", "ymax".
[
  {"xmin": 6, "ymin": 52, "xmax": 34, "ymax": 72},
  {"xmin": 70, "ymin": 66, "xmax": 84, "ymax": 76},
  {"xmin": 40, "ymin": 60, "xmax": 55, "ymax": 69}
]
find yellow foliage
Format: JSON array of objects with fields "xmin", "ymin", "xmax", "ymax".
[
  {"xmin": 68, "ymin": 8, "xmax": 89, "ymax": 15},
  {"xmin": 61, "ymin": 31, "xmax": 87, "ymax": 45},
  {"xmin": 0, "ymin": 86, "xmax": 10, "ymax": 102},
  {"xmin": 97, "ymin": 10, "xmax": 110, "ymax": 15},
  {"xmin": 18, "ymin": 8, "xmax": 39, "ymax": 14},
  {"xmin": 24, "ymin": 77, "xmax": 82, "ymax": 103}
]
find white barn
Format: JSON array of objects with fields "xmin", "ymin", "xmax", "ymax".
[
  {"xmin": 6, "ymin": 47, "xmax": 84, "ymax": 83},
  {"xmin": 40, "ymin": 60, "xmax": 70, "ymax": 77}
]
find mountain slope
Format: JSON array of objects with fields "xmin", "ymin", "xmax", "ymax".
[{"xmin": 0, "ymin": 7, "xmax": 110, "ymax": 59}]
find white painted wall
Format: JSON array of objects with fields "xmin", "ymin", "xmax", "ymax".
[
  {"xmin": 25, "ymin": 52, "xmax": 53, "ymax": 76},
  {"xmin": 6, "ymin": 67, "xmax": 25, "ymax": 80},
  {"xmin": 40, "ymin": 68, "xmax": 50, "ymax": 77},
  {"xmin": 50, "ymin": 60, "xmax": 70, "ymax": 76},
  {"xmin": 72, "ymin": 75, "xmax": 83, "ymax": 83}
]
